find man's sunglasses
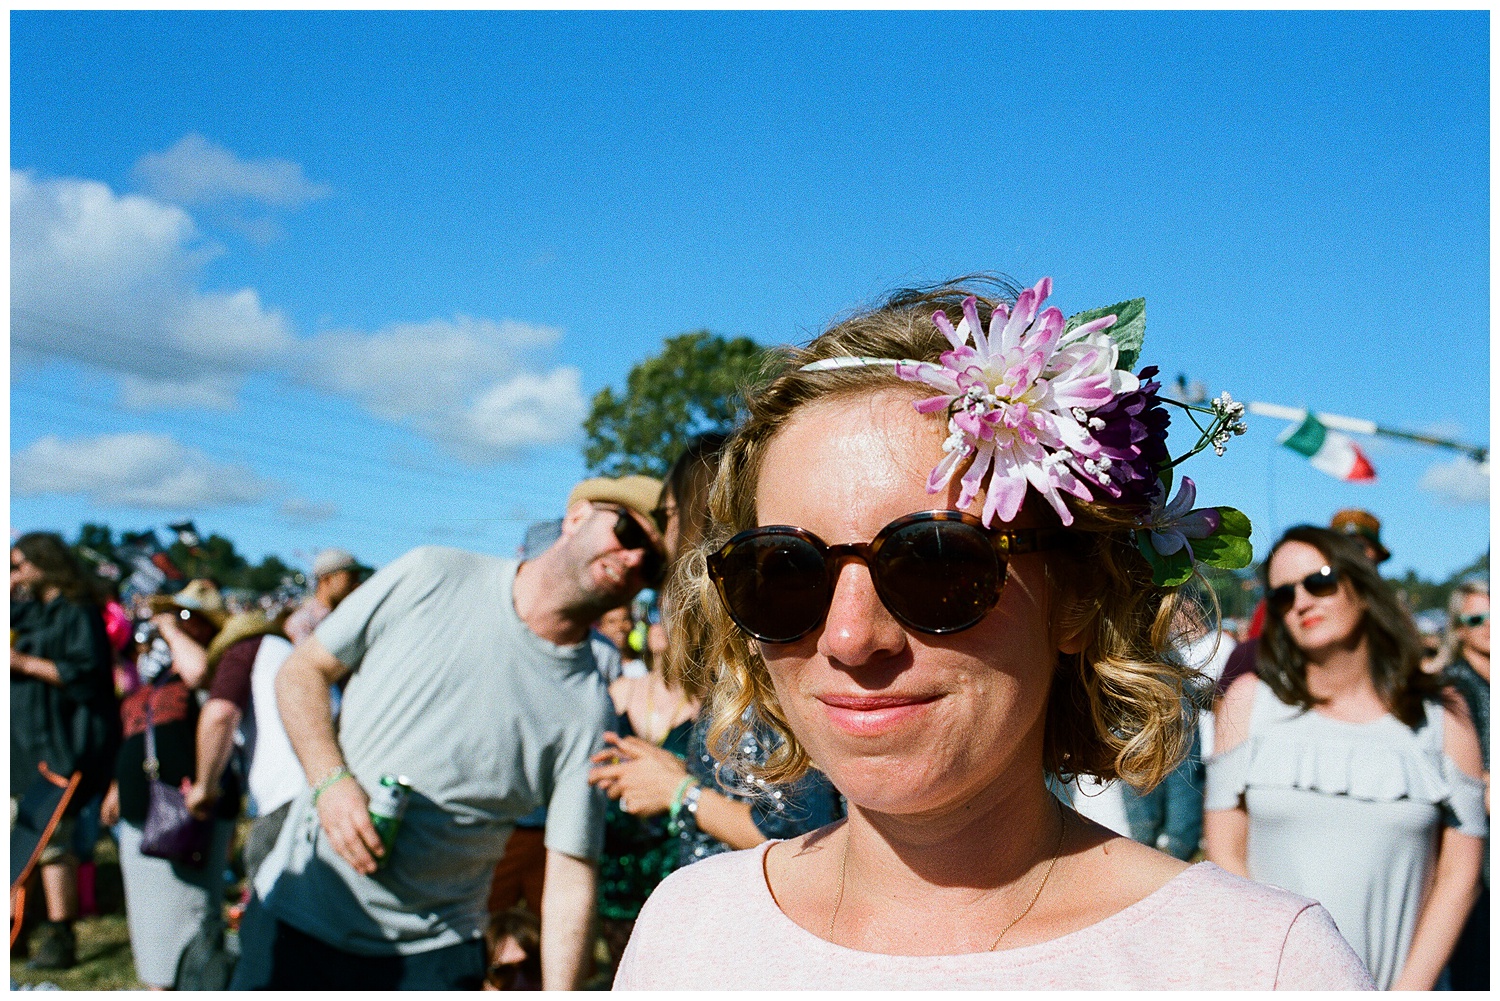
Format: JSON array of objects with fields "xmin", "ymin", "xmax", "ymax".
[
  {"xmin": 1459, "ymin": 611, "xmax": 1490, "ymax": 628},
  {"xmin": 705, "ymin": 510, "xmax": 1072, "ymax": 644},
  {"xmin": 600, "ymin": 505, "xmax": 665, "ymax": 587},
  {"xmin": 1267, "ymin": 565, "xmax": 1341, "ymax": 617}
]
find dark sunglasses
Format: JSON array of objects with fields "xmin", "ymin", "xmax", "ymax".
[
  {"xmin": 1267, "ymin": 565, "xmax": 1340, "ymax": 617},
  {"xmin": 648, "ymin": 504, "xmax": 672, "ymax": 535},
  {"xmin": 705, "ymin": 510, "xmax": 1072, "ymax": 644},
  {"xmin": 599, "ymin": 505, "xmax": 665, "ymax": 587},
  {"xmin": 1459, "ymin": 611, "xmax": 1490, "ymax": 628}
]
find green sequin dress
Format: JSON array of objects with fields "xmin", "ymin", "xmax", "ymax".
[{"xmin": 597, "ymin": 713, "xmax": 695, "ymax": 921}]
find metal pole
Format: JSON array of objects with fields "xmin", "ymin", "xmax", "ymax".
[{"xmin": 1246, "ymin": 402, "xmax": 1488, "ymax": 463}]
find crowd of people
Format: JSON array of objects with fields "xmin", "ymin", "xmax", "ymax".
[{"xmin": 9, "ymin": 274, "xmax": 1490, "ymax": 990}]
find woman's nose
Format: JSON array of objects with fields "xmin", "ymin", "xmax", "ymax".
[{"xmin": 817, "ymin": 561, "xmax": 907, "ymax": 667}]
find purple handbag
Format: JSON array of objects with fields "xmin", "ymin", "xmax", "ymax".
[{"xmin": 138, "ymin": 686, "xmax": 212, "ymax": 869}]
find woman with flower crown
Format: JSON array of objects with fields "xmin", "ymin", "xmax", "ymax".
[{"xmin": 611, "ymin": 276, "xmax": 1374, "ymax": 989}]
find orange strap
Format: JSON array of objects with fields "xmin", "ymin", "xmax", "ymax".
[{"xmin": 10, "ymin": 764, "xmax": 82, "ymax": 947}]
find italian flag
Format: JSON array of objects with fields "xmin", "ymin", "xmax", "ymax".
[{"xmin": 1279, "ymin": 414, "xmax": 1377, "ymax": 482}]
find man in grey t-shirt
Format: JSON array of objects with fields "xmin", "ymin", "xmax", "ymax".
[{"xmin": 245, "ymin": 475, "xmax": 667, "ymax": 990}]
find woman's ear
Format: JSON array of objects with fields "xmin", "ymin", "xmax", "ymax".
[
  {"xmin": 1052, "ymin": 579, "xmax": 1091, "ymax": 656},
  {"xmin": 1057, "ymin": 620, "xmax": 1088, "ymax": 656}
]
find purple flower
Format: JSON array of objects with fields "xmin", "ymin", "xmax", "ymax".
[
  {"xmin": 1144, "ymin": 476, "xmax": 1221, "ymax": 558},
  {"xmin": 1076, "ymin": 365, "xmax": 1170, "ymax": 506}
]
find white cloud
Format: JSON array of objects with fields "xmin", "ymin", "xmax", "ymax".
[
  {"xmin": 454, "ymin": 368, "xmax": 587, "ymax": 459},
  {"xmin": 279, "ymin": 498, "xmax": 339, "ymax": 524},
  {"xmin": 1419, "ymin": 456, "xmax": 1490, "ymax": 506},
  {"xmin": 298, "ymin": 317, "xmax": 585, "ymax": 462},
  {"xmin": 12, "ymin": 433, "xmax": 276, "ymax": 509},
  {"xmin": 11, "ymin": 170, "xmax": 294, "ymax": 409},
  {"xmin": 134, "ymin": 134, "xmax": 331, "ymax": 208},
  {"xmin": 13, "ymin": 168, "xmax": 584, "ymax": 460}
]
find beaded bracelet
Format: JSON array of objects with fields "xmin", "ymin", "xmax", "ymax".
[{"xmin": 312, "ymin": 765, "xmax": 352, "ymax": 805}]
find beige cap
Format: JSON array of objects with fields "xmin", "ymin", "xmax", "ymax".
[
  {"xmin": 567, "ymin": 475, "xmax": 664, "ymax": 526},
  {"xmin": 312, "ymin": 548, "xmax": 359, "ymax": 578}
]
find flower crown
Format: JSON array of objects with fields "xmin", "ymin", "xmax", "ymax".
[{"xmin": 800, "ymin": 277, "xmax": 1252, "ymax": 586}]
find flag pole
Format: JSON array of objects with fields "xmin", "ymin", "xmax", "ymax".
[{"xmin": 1246, "ymin": 402, "xmax": 1488, "ymax": 463}]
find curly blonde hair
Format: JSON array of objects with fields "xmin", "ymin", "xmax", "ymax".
[{"xmin": 664, "ymin": 279, "xmax": 1205, "ymax": 793}]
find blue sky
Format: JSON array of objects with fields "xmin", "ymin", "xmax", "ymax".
[{"xmin": 10, "ymin": 10, "xmax": 1490, "ymax": 585}]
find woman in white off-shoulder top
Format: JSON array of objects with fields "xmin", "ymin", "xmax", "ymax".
[{"xmin": 1205, "ymin": 525, "xmax": 1486, "ymax": 990}]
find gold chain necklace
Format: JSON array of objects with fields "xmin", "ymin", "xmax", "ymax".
[{"xmin": 827, "ymin": 800, "xmax": 1068, "ymax": 950}]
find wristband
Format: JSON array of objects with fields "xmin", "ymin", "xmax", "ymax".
[
  {"xmin": 667, "ymin": 777, "xmax": 699, "ymax": 833},
  {"xmin": 312, "ymin": 765, "xmax": 352, "ymax": 805}
]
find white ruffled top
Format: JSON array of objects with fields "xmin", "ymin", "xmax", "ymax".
[{"xmin": 1205, "ymin": 680, "xmax": 1486, "ymax": 988}]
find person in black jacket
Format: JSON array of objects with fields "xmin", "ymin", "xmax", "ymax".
[{"xmin": 11, "ymin": 532, "xmax": 119, "ymax": 970}]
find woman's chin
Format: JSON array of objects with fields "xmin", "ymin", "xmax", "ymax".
[{"xmin": 816, "ymin": 755, "xmax": 975, "ymax": 818}]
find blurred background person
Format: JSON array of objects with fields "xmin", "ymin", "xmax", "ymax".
[
  {"xmin": 282, "ymin": 548, "xmax": 362, "ymax": 645},
  {"xmin": 591, "ymin": 589, "xmax": 701, "ymax": 979},
  {"xmin": 1215, "ymin": 507, "xmax": 1393, "ymax": 699},
  {"xmin": 1205, "ymin": 526, "xmax": 1484, "ymax": 989},
  {"xmin": 1440, "ymin": 575, "xmax": 1488, "ymax": 990},
  {"xmin": 99, "ymin": 581, "xmax": 237, "ymax": 988},
  {"xmin": 10, "ymin": 532, "xmax": 119, "ymax": 971}
]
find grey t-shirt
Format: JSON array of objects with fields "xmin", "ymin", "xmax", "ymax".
[{"xmin": 256, "ymin": 546, "xmax": 613, "ymax": 955}]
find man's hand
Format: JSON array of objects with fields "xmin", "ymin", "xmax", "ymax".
[
  {"xmin": 100, "ymin": 782, "xmax": 120, "ymax": 828},
  {"xmin": 587, "ymin": 731, "xmax": 689, "ymax": 817},
  {"xmin": 184, "ymin": 779, "xmax": 218, "ymax": 821},
  {"xmin": 315, "ymin": 775, "xmax": 384, "ymax": 875}
]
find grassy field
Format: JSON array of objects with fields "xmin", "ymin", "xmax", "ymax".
[{"xmin": 11, "ymin": 837, "xmax": 145, "ymax": 990}]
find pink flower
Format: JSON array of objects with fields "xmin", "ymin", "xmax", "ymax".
[{"xmin": 896, "ymin": 277, "xmax": 1134, "ymax": 527}]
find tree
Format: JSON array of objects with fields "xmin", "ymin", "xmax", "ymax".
[
  {"xmin": 583, "ymin": 331, "xmax": 770, "ymax": 478},
  {"xmin": 244, "ymin": 555, "xmax": 296, "ymax": 593}
]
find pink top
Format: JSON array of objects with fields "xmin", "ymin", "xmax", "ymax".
[{"xmin": 614, "ymin": 841, "xmax": 1373, "ymax": 990}]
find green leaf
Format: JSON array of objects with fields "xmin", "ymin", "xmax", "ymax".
[
  {"xmin": 1213, "ymin": 506, "xmax": 1253, "ymax": 539},
  {"xmin": 1190, "ymin": 507, "xmax": 1254, "ymax": 570},
  {"xmin": 1192, "ymin": 533, "xmax": 1254, "ymax": 570},
  {"xmin": 1137, "ymin": 530, "xmax": 1194, "ymax": 586},
  {"xmin": 1066, "ymin": 297, "xmax": 1145, "ymax": 372}
]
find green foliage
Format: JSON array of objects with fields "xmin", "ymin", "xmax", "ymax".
[
  {"xmin": 1192, "ymin": 508, "xmax": 1254, "ymax": 570},
  {"xmin": 244, "ymin": 554, "xmax": 295, "ymax": 593},
  {"xmin": 1388, "ymin": 550, "xmax": 1490, "ymax": 614},
  {"xmin": 1066, "ymin": 297, "xmax": 1145, "ymax": 372},
  {"xmin": 69, "ymin": 523, "xmax": 298, "ymax": 595},
  {"xmin": 1137, "ymin": 530, "xmax": 1195, "ymax": 587},
  {"xmin": 75, "ymin": 523, "xmax": 117, "ymax": 560},
  {"xmin": 583, "ymin": 331, "xmax": 770, "ymax": 478},
  {"xmin": 1194, "ymin": 565, "xmax": 1262, "ymax": 621}
]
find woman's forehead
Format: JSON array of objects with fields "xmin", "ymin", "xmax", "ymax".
[
  {"xmin": 755, "ymin": 391, "xmax": 947, "ymax": 529},
  {"xmin": 1268, "ymin": 540, "xmax": 1330, "ymax": 579}
]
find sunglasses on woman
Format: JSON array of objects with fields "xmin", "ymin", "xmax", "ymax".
[
  {"xmin": 1267, "ymin": 565, "xmax": 1340, "ymax": 617},
  {"xmin": 598, "ymin": 504, "xmax": 665, "ymax": 587},
  {"xmin": 706, "ymin": 510, "xmax": 1073, "ymax": 644}
]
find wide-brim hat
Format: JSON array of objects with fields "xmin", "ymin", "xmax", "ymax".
[
  {"xmin": 1330, "ymin": 508, "xmax": 1390, "ymax": 564},
  {"xmin": 567, "ymin": 475, "xmax": 665, "ymax": 529},
  {"xmin": 148, "ymin": 578, "xmax": 229, "ymax": 628}
]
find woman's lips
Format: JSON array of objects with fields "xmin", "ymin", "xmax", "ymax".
[{"xmin": 816, "ymin": 693, "xmax": 941, "ymax": 736}]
